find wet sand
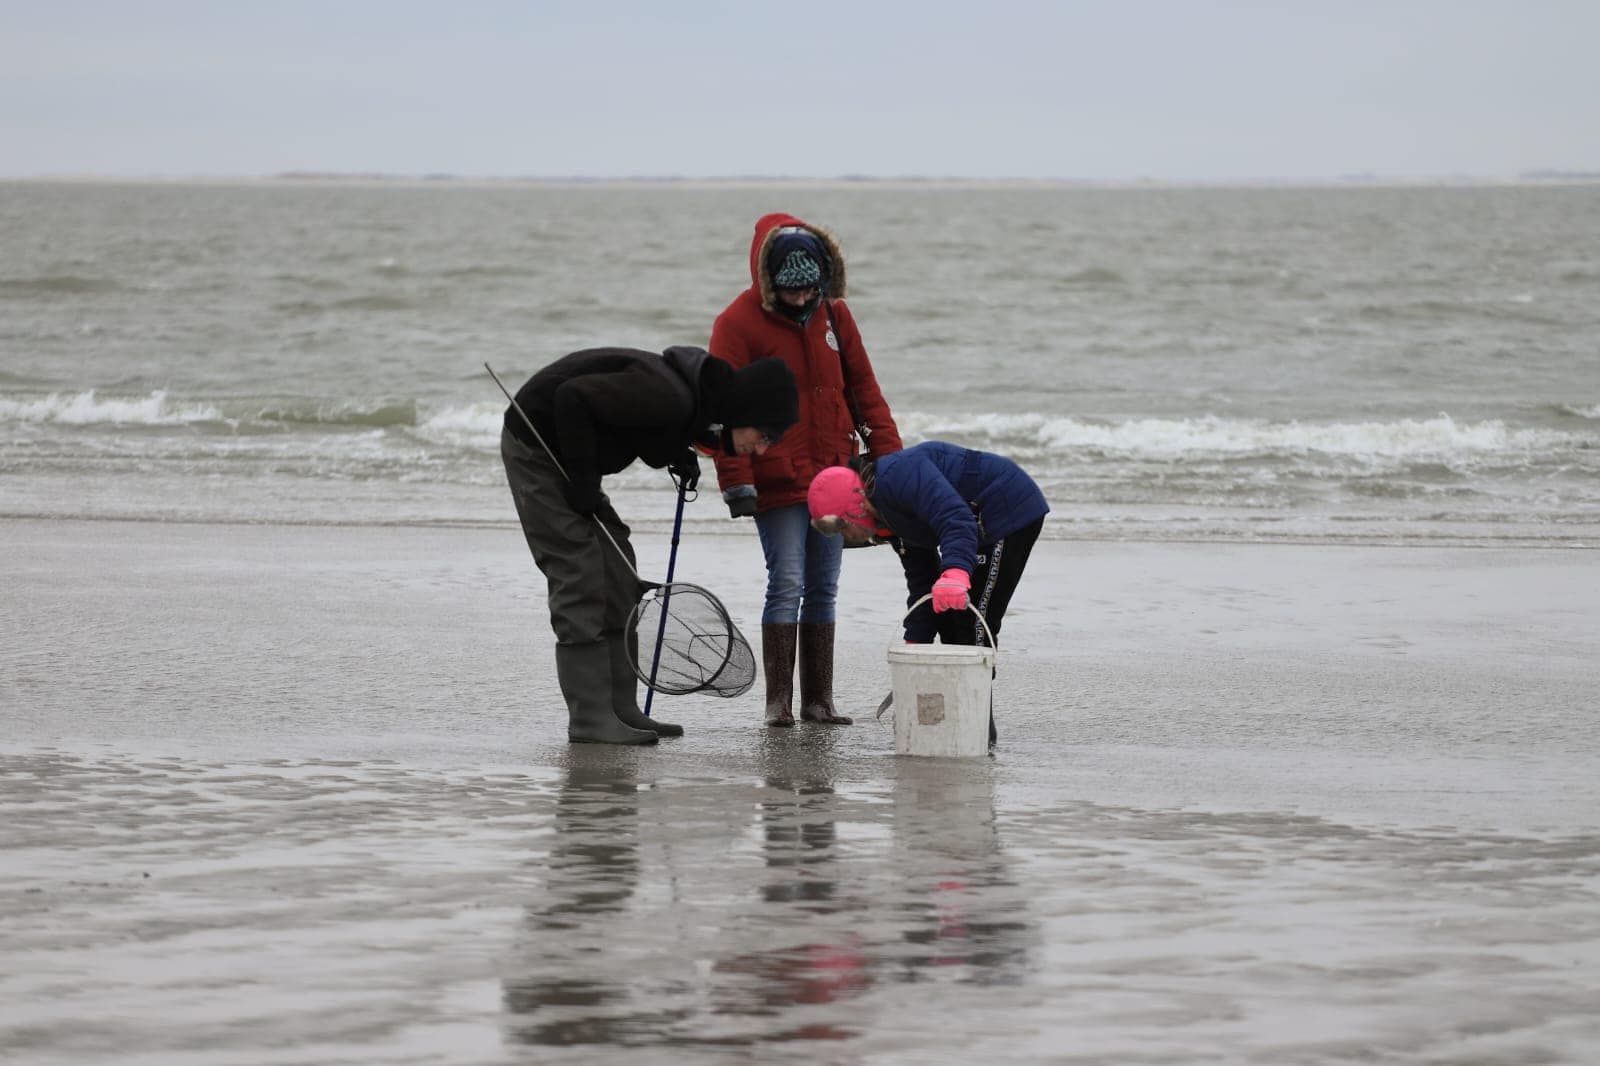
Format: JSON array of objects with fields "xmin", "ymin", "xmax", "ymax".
[{"xmin": 3, "ymin": 517, "xmax": 1599, "ymax": 1064}]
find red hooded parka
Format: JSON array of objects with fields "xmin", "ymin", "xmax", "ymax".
[{"xmin": 711, "ymin": 213, "xmax": 902, "ymax": 511}]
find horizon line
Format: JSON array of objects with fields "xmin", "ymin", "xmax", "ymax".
[{"xmin": 4, "ymin": 168, "xmax": 1600, "ymax": 188}]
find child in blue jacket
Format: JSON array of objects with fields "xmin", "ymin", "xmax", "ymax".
[{"xmin": 807, "ymin": 441, "xmax": 1049, "ymax": 744}]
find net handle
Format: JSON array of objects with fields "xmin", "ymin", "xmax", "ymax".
[{"xmin": 904, "ymin": 593, "xmax": 997, "ymax": 652}]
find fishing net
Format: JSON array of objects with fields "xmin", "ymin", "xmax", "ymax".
[{"xmin": 629, "ymin": 582, "xmax": 757, "ymax": 698}]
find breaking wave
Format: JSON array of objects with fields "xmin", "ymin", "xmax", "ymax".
[
  {"xmin": 414, "ymin": 402, "xmax": 506, "ymax": 447},
  {"xmin": 9, "ymin": 392, "xmax": 1593, "ymax": 470},
  {"xmin": 897, "ymin": 411, "xmax": 1597, "ymax": 465},
  {"xmin": 0, "ymin": 390, "xmax": 221, "ymax": 425},
  {"xmin": 0, "ymin": 391, "xmax": 420, "ymax": 430},
  {"xmin": 252, "ymin": 399, "xmax": 418, "ymax": 428}
]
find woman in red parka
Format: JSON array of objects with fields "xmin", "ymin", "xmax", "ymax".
[{"xmin": 711, "ymin": 213, "xmax": 902, "ymax": 727}]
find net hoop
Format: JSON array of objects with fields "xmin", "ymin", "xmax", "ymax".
[{"xmin": 629, "ymin": 580, "xmax": 755, "ymax": 698}]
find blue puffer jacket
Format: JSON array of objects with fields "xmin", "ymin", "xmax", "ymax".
[{"xmin": 870, "ymin": 441, "xmax": 1050, "ymax": 577}]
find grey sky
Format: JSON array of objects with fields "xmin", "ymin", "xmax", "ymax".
[{"xmin": 2, "ymin": 0, "xmax": 1597, "ymax": 180}]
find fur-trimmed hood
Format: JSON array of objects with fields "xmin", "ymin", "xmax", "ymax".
[{"xmin": 747, "ymin": 212, "xmax": 849, "ymax": 312}]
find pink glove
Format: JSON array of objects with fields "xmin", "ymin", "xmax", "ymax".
[{"xmin": 931, "ymin": 568, "xmax": 971, "ymax": 613}]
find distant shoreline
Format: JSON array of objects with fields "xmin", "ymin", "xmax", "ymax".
[{"xmin": 4, "ymin": 171, "xmax": 1600, "ymax": 190}]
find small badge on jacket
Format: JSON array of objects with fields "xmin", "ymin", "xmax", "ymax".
[{"xmin": 825, "ymin": 330, "xmax": 839, "ymax": 352}]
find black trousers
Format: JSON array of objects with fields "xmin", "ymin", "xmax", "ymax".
[
  {"xmin": 935, "ymin": 517, "xmax": 1044, "ymax": 649},
  {"xmin": 936, "ymin": 516, "xmax": 1043, "ymax": 747}
]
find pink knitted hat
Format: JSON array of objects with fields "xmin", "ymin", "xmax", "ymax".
[{"xmin": 807, "ymin": 466, "xmax": 870, "ymax": 527}]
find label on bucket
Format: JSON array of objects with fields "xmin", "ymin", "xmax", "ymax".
[{"xmin": 916, "ymin": 693, "xmax": 946, "ymax": 725}]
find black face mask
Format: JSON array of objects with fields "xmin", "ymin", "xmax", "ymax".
[{"xmin": 774, "ymin": 290, "xmax": 821, "ymax": 324}]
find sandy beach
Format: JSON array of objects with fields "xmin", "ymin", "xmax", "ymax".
[{"xmin": 4, "ymin": 516, "xmax": 1599, "ymax": 1064}]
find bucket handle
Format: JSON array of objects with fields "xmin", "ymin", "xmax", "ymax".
[{"xmin": 903, "ymin": 594, "xmax": 997, "ymax": 651}]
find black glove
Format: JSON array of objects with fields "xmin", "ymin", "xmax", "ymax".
[
  {"xmin": 726, "ymin": 494, "xmax": 758, "ymax": 519},
  {"xmin": 562, "ymin": 479, "xmax": 602, "ymax": 517},
  {"xmin": 668, "ymin": 450, "xmax": 700, "ymax": 493}
]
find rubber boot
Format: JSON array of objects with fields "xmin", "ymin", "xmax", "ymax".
[
  {"xmin": 605, "ymin": 630, "xmax": 683, "ymax": 738},
  {"xmin": 761, "ymin": 623, "xmax": 798, "ymax": 727},
  {"xmin": 555, "ymin": 640, "xmax": 658, "ymax": 746},
  {"xmin": 798, "ymin": 622, "xmax": 852, "ymax": 725}
]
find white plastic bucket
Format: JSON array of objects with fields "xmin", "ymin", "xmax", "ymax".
[{"xmin": 887, "ymin": 598, "xmax": 996, "ymax": 758}]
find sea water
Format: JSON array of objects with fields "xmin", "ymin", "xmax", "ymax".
[
  {"xmin": 3, "ymin": 179, "xmax": 1598, "ymax": 543},
  {"xmin": 4, "ymin": 182, "xmax": 1600, "ymax": 1064}
]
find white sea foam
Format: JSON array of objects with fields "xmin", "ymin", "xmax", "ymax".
[
  {"xmin": 396, "ymin": 404, "xmax": 1600, "ymax": 466},
  {"xmin": 898, "ymin": 411, "xmax": 1593, "ymax": 464},
  {"xmin": 0, "ymin": 390, "xmax": 222, "ymax": 426},
  {"xmin": 415, "ymin": 402, "xmax": 506, "ymax": 448},
  {"xmin": 13, "ymin": 392, "xmax": 1591, "ymax": 475}
]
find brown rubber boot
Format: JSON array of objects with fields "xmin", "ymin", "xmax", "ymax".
[
  {"xmin": 798, "ymin": 622, "xmax": 852, "ymax": 724},
  {"xmin": 761, "ymin": 623, "xmax": 798, "ymax": 727}
]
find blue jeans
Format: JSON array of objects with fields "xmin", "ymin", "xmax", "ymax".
[{"xmin": 755, "ymin": 503, "xmax": 842, "ymax": 624}]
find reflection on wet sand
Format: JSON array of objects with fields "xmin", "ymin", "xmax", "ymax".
[
  {"xmin": 755, "ymin": 734, "xmax": 843, "ymax": 909},
  {"xmin": 498, "ymin": 738, "xmax": 1035, "ymax": 1051},
  {"xmin": 501, "ymin": 747, "xmax": 679, "ymax": 1048},
  {"xmin": 709, "ymin": 736, "xmax": 1035, "ymax": 1043},
  {"xmin": 711, "ymin": 732, "xmax": 866, "ymax": 1041},
  {"xmin": 886, "ymin": 760, "xmax": 1033, "ymax": 987}
]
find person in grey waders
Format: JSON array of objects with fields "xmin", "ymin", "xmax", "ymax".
[{"xmin": 500, "ymin": 347, "xmax": 799, "ymax": 745}]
